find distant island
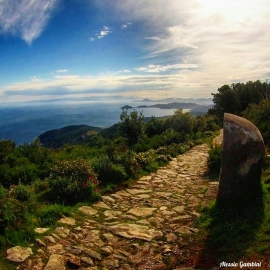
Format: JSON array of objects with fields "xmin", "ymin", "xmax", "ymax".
[{"xmin": 121, "ymin": 102, "xmax": 213, "ymax": 112}]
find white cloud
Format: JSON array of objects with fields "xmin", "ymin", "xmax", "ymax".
[
  {"xmin": 89, "ymin": 37, "xmax": 95, "ymax": 42},
  {"xmin": 56, "ymin": 69, "xmax": 68, "ymax": 73},
  {"xmin": 97, "ymin": 0, "xmax": 270, "ymax": 91},
  {"xmin": 97, "ymin": 26, "xmax": 111, "ymax": 39},
  {"xmin": 135, "ymin": 64, "xmax": 198, "ymax": 73},
  {"xmin": 0, "ymin": 0, "xmax": 59, "ymax": 45},
  {"xmin": 121, "ymin": 22, "xmax": 131, "ymax": 29},
  {"xmin": 118, "ymin": 70, "xmax": 131, "ymax": 73}
]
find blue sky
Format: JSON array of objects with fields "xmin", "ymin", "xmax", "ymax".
[{"xmin": 0, "ymin": 0, "xmax": 270, "ymax": 104}]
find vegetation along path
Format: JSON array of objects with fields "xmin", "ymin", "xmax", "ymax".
[{"xmin": 13, "ymin": 141, "xmax": 221, "ymax": 270}]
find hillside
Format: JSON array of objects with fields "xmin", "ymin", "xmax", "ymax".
[{"xmin": 38, "ymin": 125, "xmax": 103, "ymax": 148}]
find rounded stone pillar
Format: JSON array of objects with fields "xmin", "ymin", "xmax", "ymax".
[{"xmin": 217, "ymin": 113, "xmax": 265, "ymax": 208}]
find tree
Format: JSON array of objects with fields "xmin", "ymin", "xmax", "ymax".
[
  {"xmin": 242, "ymin": 99, "xmax": 270, "ymax": 146},
  {"xmin": 145, "ymin": 116, "xmax": 164, "ymax": 137},
  {"xmin": 119, "ymin": 109, "xmax": 144, "ymax": 153},
  {"xmin": 209, "ymin": 84, "xmax": 241, "ymax": 123},
  {"xmin": 164, "ymin": 109, "xmax": 193, "ymax": 135}
]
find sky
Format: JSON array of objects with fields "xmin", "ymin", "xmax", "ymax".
[{"xmin": 0, "ymin": 0, "xmax": 270, "ymax": 104}]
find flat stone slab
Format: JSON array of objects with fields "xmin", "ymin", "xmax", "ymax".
[
  {"xmin": 35, "ymin": 227, "xmax": 49, "ymax": 234},
  {"xmin": 127, "ymin": 207, "xmax": 157, "ymax": 217},
  {"xmin": 107, "ymin": 223, "xmax": 162, "ymax": 241},
  {"xmin": 93, "ymin": 201, "xmax": 110, "ymax": 209},
  {"xmin": 135, "ymin": 194, "xmax": 151, "ymax": 199},
  {"xmin": 172, "ymin": 206, "xmax": 185, "ymax": 214},
  {"xmin": 103, "ymin": 210, "xmax": 122, "ymax": 219},
  {"xmin": 58, "ymin": 217, "xmax": 76, "ymax": 226},
  {"xmin": 47, "ymin": 244, "xmax": 65, "ymax": 254},
  {"xmin": 127, "ymin": 189, "xmax": 153, "ymax": 195},
  {"xmin": 102, "ymin": 195, "xmax": 115, "ymax": 203},
  {"xmin": 55, "ymin": 227, "xmax": 70, "ymax": 238},
  {"xmin": 44, "ymin": 254, "xmax": 65, "ymax": 270},
  {"xmin": 6, "ymin": 246, "xmax": 33, "ymax": 263},
  {"xmin": 79, "ymin": 206, "xmax": 98, "ymax": 216}
]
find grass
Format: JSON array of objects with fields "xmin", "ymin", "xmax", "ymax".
[{"xmin": 194, "ymin": 177, "xmax": 270, "ymax": 269}]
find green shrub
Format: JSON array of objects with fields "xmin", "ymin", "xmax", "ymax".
[
  {"xmin": 92, "ymin": 157, "xmax": 128, "ymax": 185},
  {"xmin": 207, "ymin": 144, "xmax": 222, "ymax": 174},
  {"xmin": 0, "ymin": 199, "xmax": 28, "ymax": 232},
  {"xmin": 48, "ymin": 158, "xmax": 100, "ymax": 204},
  {"xmin": 38, "ymin": 204, "xmax": 71, "ymax": 227},
  {"xmin": 11, "ymin": 184, "xmax": 36, "ymax": 203}
]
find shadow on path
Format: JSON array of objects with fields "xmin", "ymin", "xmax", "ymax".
[{"xmin": 195, "ymin": 195, "xmax": 264, "ymax": 269}]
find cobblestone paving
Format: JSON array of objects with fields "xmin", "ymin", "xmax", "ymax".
[{"xmin": 13, "ymin": 142, "xmax": 220, "ymax": 270}]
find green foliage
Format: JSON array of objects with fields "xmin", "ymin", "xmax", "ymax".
[
  {"xmin": 38, "ymin": 204, "xmax": 71, "ymax": 227},
  {"xmin": 0, "ymin": 140, "xmax": 16, "ymax": 164},
  {"xmin": 209, "ymin": 80, "xmax": 270, "ymax": 123},
  {"xmin": 164, "ymin": 109, "xmax": 193, "ymax": 135},
  {"xmin": 242, "ymin": 99, "xmax": 270, "ymax": 146},
  {"xmin": 145, "ymin": 116, "xmax": 164, "ymax": 137},
  {"xmin": 119, "ymin": 109, "xmax": 145, "ymax": 152},
  {"xmin": 207, "ymin": 144, "xmax": 222, "ymax": 174},
  {"xmin": 91, "ymin": 157, "xmax": 128, "ymax": 185},
  {"xmin": 193, "ymin": 114, "xmax": 220, "ymax": 133},
  {"xmin": 11, "ymin": 184, "xmax": 36, "ymax": 203},
  {"xmin": 48, "ymin": 158, "xmax": 100, "ymax": 204}
]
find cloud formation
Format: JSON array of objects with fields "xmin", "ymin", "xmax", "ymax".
[
  {"xmin": 121, "ymin": 22, "xmax": 131, "ymax": 29},
  {"xmin": 135, "ymin": 64, "xmax": 198, "ymax": 73},
  {"xmin": 0, "ymin": 0, "xmax": 59, "ymax": 44},
  {"xmin": 97, "ymin": 26, "xmax": 111, "ymax": 39},
  {"xmin": 99, "ymin": 0, "xmax": 270, "ymax": 84}
]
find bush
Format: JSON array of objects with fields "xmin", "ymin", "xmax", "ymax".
[
  {"xmin": 38, "ymin": 204, "xmax": 71, "ymax": 227},
  {"xmin": 11, "ymin": 184, "xmax": 36, "ymax": 203},
  {"xmin": 92, "ymin": 157, "xmax": 128, "ymax": 185},
  {"xmin": 0, "ymin": 198, "xmax": 28, "ymax": 232},
  {"xmin": 207, "ymin": 144, "xmax": 222, "ymax": 174},
  {"xmin": 48, "ymin": 158, "xmax": 100, "ymax": 204}
]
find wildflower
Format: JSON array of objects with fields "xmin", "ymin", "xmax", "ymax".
[{"xmin": 95, "ymin": 187, "xmax": 99, "ymax": 192}]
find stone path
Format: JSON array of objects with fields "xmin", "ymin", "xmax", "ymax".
[{"xmin": 11, "ymin": 142, "xmax": 220, "ymax": 270}]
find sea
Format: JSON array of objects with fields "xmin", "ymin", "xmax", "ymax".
[{"xmin": 0, "ymin": 100, "xmax": 185, "ymax": 145}]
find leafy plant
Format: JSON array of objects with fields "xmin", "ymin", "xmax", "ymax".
[
  {"xmin": 207, "ymin": 144, "xmax": 222, "ymax": 174},
  {"xmin": 48, "ymin": 158, "xmax": 100, "ymax": 204}
]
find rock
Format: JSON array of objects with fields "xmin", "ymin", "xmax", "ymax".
[
  {"xmin": 65, "ymin": 246, "xmax": 82, "ymax": 256},
  {"xmin": 82, "ymin": 248, "xmax": 102, "ymax": 261},
  {"xmin": 217, "ymin": 113, "xmax": 265, "ymax": 208},
  {"xmin": 103, "ymin": 210, "xmax": 122, "ymax": 219},
  {"xmin": 66, "ymin": 255, "xmax": 81, "ymax": 268},
  {"xmin": 166, "ymin": 232, "xmax": 178, "ymax": 242},
  {"xmin": 101, "ymin": 246, "xmax": 113, "ymax": 254},
  {"xmin": 47, "ymin": 244, "xmax": 64, "ymax": 254},
  {"xmin": 81, "ymin": 256, "xmax": 94, "ymax": 265},
  {"xmin": 55, "ymin": 227, "xmax": 70, "ymax": 238},
  {"xmin": 126, "ymin": 189, "xmax": 152, "ymax": 195},
  {"xmin": 34, "ymin": 227, "xmax": 49, "ymax": 234},
  {"xmin": 172, "ymin": 206, "xmax": 185, "ymax": 214},
  {"xmin": 6, "ymin": 246, "xmax": 33, "ymax": 263},
  {"xmin": 35, "ymin": 238, "xmax": 46, "ymax": 247},
  {"xmin": 78, "ymin": 206, "xmax": 98, "ymax": 216},
  {"xmin": 107, "ymin": 223, "xmax": 161, "ymax": 241},
  {"xmin": 44, "ymin": 235, "xmax": 56, "ymax": 244},
  {"xmin": 102, "ymin": 258, "xmax": 119, "ymax": 268},
  {"xmin": 127, "ymin": 207, "xmax": 157, "ymax": 217},
  {"xmin": 102, "ymin": 195, "xmax": 116, "ymax": 203},
  {"xmin": 93, "ymin": 201, "xmax": 110, "ymax": 209},
  {"xmin": 43, "ymin": 254, "xmax": 65, "ymax": 270},
  {"xmin": 58, "ymin": 216, "xmax": 76, "ymax": 225}
]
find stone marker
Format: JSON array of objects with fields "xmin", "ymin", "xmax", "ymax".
[{"xmin": 217, "ymin": 113, "xmax": 265, "ymax": 207}]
